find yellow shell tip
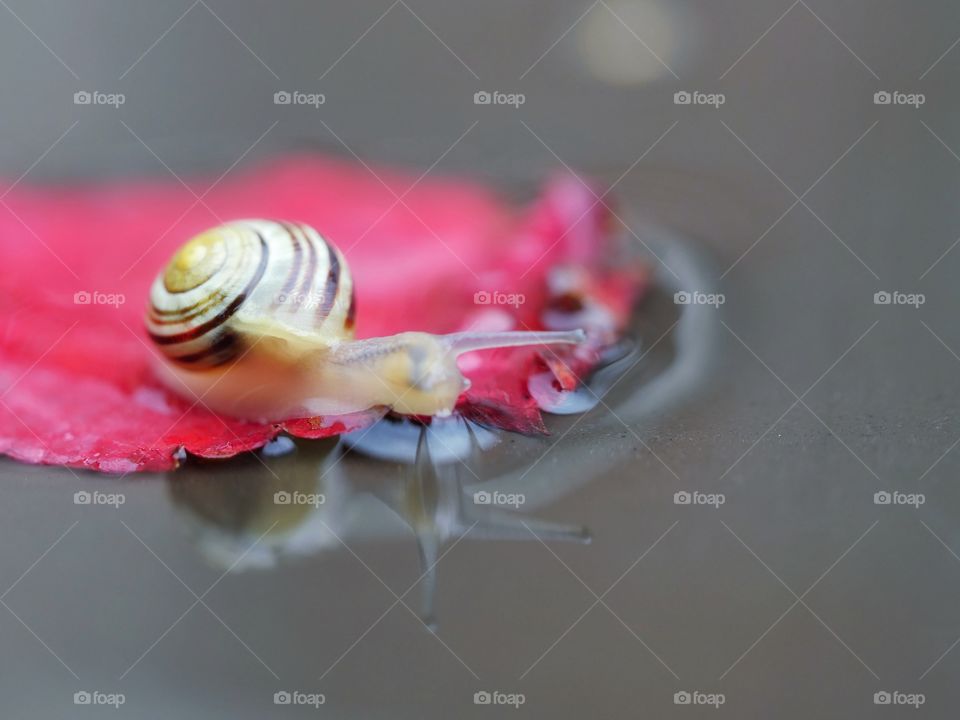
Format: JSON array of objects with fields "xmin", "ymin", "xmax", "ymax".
[{"xmin": 164, "ymin": 230, "xmax": 227, "ymax": 292}]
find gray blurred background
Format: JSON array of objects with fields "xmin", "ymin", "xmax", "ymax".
[{"xmin": 2, "ymin": 0, "xmax": 960, "ymax": 717}]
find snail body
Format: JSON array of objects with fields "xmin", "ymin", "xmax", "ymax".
[{"xmin": 147, "ymin": 220, "xmax": 584, "ymax": 420}]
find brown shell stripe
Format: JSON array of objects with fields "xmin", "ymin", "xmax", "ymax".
[
  {"xmin": 344, "ymin": 283, "xmax": 357, "ymax": 331},
  {"xmin": 168, "ymin": 331, "xmax": 239, "ymax": 366},
  {"xmin": 294, "ymin": 224, "xmax": 318, "ymax": 311},
  {"xmin": 275, "ymin": 221, "xmax": 304, "ymax": 307},
  {"xmin": 149, "ymin": 290, "xmax": 227, "ymax": 324},
  {"xmin": 315, "ymin": 238, "xmax": 341, "ymax": 328}
]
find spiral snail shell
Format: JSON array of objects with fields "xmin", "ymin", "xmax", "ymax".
[{"xmin": 147, "ymin": 220, "xmax": 584, "ymax": 420}]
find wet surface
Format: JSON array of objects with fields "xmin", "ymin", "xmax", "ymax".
[{"xmin": 2, "ymin": 0, "xmax": 960, "ymax": 717}]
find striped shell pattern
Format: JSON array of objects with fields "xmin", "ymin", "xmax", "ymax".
[{"xmin": 147, "ymin": 220, "xmax": 356, "ymax": 367}]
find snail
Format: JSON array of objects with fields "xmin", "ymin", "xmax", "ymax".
[{"xmin": 146, "ymin": 220, "xmax": 585, "ymax": 420}]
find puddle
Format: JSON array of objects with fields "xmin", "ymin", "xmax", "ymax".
[{"xmin": 168, "ymin": 427, "xmax": 590, "ymax": 628}]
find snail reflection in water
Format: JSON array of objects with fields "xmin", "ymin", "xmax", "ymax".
[
  {"xmin": 167, "ymin": 421, "xmax": 589, "ymax": 628},
  {"xmin": 147, "ymin": 220, "xmax": 584, "ymax": 420}
]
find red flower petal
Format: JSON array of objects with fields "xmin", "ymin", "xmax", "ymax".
[{"xmin": 0, "ymin": 157, "xmax": 645, "ymax": 472}]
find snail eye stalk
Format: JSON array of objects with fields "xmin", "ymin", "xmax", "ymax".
[{"xmin": 443, "ymin": 329, "xmax": 586, "ymax": 356}]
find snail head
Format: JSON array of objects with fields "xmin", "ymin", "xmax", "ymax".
[{"xmin": 334, "ymin": 329, "xmax": 585, "ymax": 417}]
